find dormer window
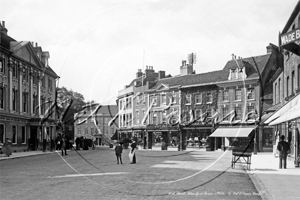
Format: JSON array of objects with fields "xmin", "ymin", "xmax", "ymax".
[{"xmin": 231, "ymin": 69, "xmax": 237, "ymax": 79}]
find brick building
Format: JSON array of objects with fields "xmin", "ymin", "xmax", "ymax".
[{"xmin": 0, "ymin": 21, "xmax": 59, "ymax": 152}]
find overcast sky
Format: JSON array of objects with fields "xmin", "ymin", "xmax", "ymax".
[{"xmin": 2, "ymin": 0, "xmax": 298, "ymax": 104}]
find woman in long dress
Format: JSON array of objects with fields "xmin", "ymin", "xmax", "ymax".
[
  {"xmin": 129, "ymin": 141, "xmax": 137, "ymax": 164},
  {"xmin": 4, "ymin": 138, "xmax": 12, "ymax": 157}
]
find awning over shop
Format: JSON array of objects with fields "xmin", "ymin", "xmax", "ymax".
[
  {"xmin": 209, "ymin": 127, "xmax": 256, "ymax": 138},
  {"xmin": 269, "ymin": 94, "xmax": 300, "ymax": 126}
]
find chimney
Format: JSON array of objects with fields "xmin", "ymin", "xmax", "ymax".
[
  {"xmin": 266, "ymin": 43, "xmax": 278, "ymax": 54},
  {"xmin": 158, "ymin": 71, "xmax": 165, "ymax": 79},
  {"xmin": 35, "ymin": 42, "xmax": 38, "ymax": 47},
  {"xmin": 231, "ymin": 54, "xmax": 235, "ymax": 60},
  {"xmin": 0, "ymin": 21, "xmax": 8, "ymax": 35},
  {"xmin": 136, "ymin": 69, "xmax": 143, "ymax": 78},
  {"xmin": 180, "ymin": 60, "xmax": 193, "ymax": 76}
]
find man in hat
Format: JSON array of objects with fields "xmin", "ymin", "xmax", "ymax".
[
  {"xmin": 277, "ymin": 135, "xmax": 290, "ymax": 169},
  {"xmin": 115, "ymin": 142, "xmax": 123, "ymax": 164}
]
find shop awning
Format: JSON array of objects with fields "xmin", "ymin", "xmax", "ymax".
[
  {"xmin": 209, "ymin": 127, "xmax": 256, "ymax": 138},
  {"xmin": 269, "ymin": 94, "xmax": 300, "ymax": 126},
  {"xmin": 266, "ymin": 94, "xmax": 300, "ymax": 125}
]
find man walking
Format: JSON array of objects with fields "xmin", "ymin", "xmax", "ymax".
[
  {"xmin": 277, "ymin": 135, "xmax": 290, "ymax": 169},
  {"xmin": 115, "ymin": 142, "xmax": 123, "ymax": 164}
]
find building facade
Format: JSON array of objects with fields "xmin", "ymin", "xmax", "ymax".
[
  {"xmin": 0, "ymin": 21, "xmax": 59, "ymax": 152},
  {"xmin": 265, "ymin": 1, "xmax": 300, "ymax": 166},
  {"xmin": 74, "ymin": 105, "xmax": 118, "ymax": 145}
]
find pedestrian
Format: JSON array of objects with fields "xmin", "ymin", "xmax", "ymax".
[
  {"xmin": 129, "ymin": 140, "xmax": 137, "ymax": 164},
  {"xmin": 75, "ymin": 137, "xmax": 80, "ymax": 150},
  {"xmin": 277, "ymin": 135, "xmax": 290, "ymax": 169},
  {"xmin": 3, "ymin": 138, "xmax": 12, "ymax": 157},
  {"xmin": 60, "ymin": 135, "xmax": 68, "ymax": 156},
  {"xmin": 115, "ymin": 142, "xmax": 123, "ymax": 164}
]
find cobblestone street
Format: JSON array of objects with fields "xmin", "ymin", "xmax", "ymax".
[{"xmin": 0, "ymin": 148, "xmax": 262, "ymax": 200}]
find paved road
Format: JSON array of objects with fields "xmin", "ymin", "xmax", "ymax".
[{"xmin": 0, "ymin": 148, "xmax": 262, "ymax": 200}]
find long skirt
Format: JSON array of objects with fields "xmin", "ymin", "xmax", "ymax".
[{"xmin": 129, "ymin": 148, "xmax": 136, "ymax": 163}]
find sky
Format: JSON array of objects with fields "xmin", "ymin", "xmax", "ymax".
[{"xmin": 1, "ymin": 0, "xmax": 298, "ymax": 105}]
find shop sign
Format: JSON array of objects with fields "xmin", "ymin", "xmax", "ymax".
[{"xmin": 280, "ymin": 28, "xmax": 300, "ymax": 46}]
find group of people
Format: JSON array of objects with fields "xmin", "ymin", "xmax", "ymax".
[
  {"xmin": 55, "ymin": 135, "xmax": 69, "ymax": 156},
  {"xmin": 114, "ymin": 140, "xmax": 137, "ymax": 164},
  {"xmin": 75, "ymin": 137, "xmax": 95, "ymax": 150}
]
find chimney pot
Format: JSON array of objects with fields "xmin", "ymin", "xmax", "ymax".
[
  {"xmin": 2, "ymin": 21, "xmax": 5, "ymax": 28},
  {"xmin": 35, "ymin": 42, "xmax": 38, "ymax": 47}
]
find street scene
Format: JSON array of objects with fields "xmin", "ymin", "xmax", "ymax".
[{"xmin": 1, "ymin": 0, "xmax": 300, "ymax": 200}]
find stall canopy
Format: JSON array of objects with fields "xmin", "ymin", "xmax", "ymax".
[
  {"xmin": 209, "ymin": 127, "xmax": 256, "ymax": 138},
  {"xmin": 269, "ymin": 94, "xmax": 300, "ymax": 126}
]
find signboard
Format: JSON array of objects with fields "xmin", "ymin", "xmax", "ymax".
[{"xmin": 280, "ymin": 28, "xmax": 300, "ymax": 46}]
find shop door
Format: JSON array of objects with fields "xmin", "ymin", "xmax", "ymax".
[{"xmin": 30, "ymin": 127, "xmax": 38, "ymax": 151}]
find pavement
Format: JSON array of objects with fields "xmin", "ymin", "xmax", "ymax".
[{"xmin": 1, "ymin": 147, "xmax": 299, "ymax": 200}]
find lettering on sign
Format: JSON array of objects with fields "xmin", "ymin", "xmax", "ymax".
[{"xmin": 280, "ymin": 28, "xmax": 300, "ymax": 46}]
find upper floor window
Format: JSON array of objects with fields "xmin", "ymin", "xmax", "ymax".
[
  {"xmin": 0, "ymin": 87, "xmax": 4, "ymax": 109},
  {"xmin": 12, "ymin": 88, "xmax": 17, "ymax": 111},
  {"xmin": 222, "ymin": 106, "xmax": 229, "ymax": 121},
  {"xmin": 48, "ymin": 78, "xmax": 53, "ymax": 91},
  {"xmin": 150, "ymin": 95, "xmax": 157, "ymax": 106},
  {"xmin": 247, "ymin": 88, "xmax": 255, "ymax": 100},
  {"xmin": 206, "ymin": 108, "xmax": 212, "ymax": 118},
  {"xmin": 161, "ymin": 94, "xmax": 166, "ymax": 105},
  {"xmin": 0, "ymin": 58, "xmax": 4, "ymax": 74},
  {"xmin": 235, "ymin": 106, "xmax": 242, "ymax": 120},
  {"xmin": 136, "ymin": 111, "xmax": 139, "ymax": 124},
  {"xmin": 136, "ymin": 96, "xmax": 139, "ymax": 107},
  {"xmin": 185, "ymin": 94, "xmax": 191, "ymax": 105},
  {"xmin": 235, "ymin": 89, "xmax": 242, "ymax": 101},
  {"xmin": 206, "ymin": 92, "xmax": 212, "ymax": 103},
  {"xmin": 287, "ymin": 76, "xmax": 290, "ymax": 96},
  {"xmin": 142, "ymin": 95, "xmax": 146, "ymax": 105},
  {"xmin": 172, "ymin": 92, "xmax": 177, "ymax": 104},
  {"xmin": 231, "ymin": 69, "xmax": 236, "ymax": 79},
  {"xmin": 237, "ymin": 68, "xmax": 243, "ymax": 79},
  {"xmin": 274, "ymin": 83, "xmax": 277, "ymax": 104},
  {"xmin": 162, "ymin": 111, "xmax": 167, "ymax": 124},
  {"xmin": 292, "ymin": 71, "xmax": 295, "ymax": 94},
  {"xmin": 119, "ymin": 99, "xmax": 123, "ymax": 110},
  {"xmin": 195, "ymin": 93, "xmax": 202, "ymax": 104},
  {"xmin": 195, "ymin": 109, "xmax": 202, "ymax": 120},
  {"xmin": 127, "ymin": 97, "xmax": 132, "ymax": 109},
  {"xmin": 247, "ymin": 105, "xmax": 255, "ymax": 113},
  {"xmin": 278, "ymin": 78, "xmax": 281, "ymax": 103},
  {"xmin": 12, "ymin": 64, "xmax": 18, "ymax": 78},
  {"xmin": 223, "ymin": 90, "xmax": 229, "ymax": 101},
  {"xmin": 152, "ymin": 113, "xmax": 157, "ymax": 124},
  {"xmin": 23, "ymin": 67, "xmax": 29, "ymax": 82},
  {"xmin": 23, "ymin": 92, "xmax": 28, "ymax": 113}
]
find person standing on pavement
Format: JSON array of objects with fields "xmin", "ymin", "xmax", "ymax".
[
  {"xmin": 129, "ymin": 140, "xmax": 137, "ymax": 164},
  {"xmin": 4, "ymin": 138, "xmax": 12, "ymax": 157},
  {"xmin": 115, "ymin": 142, "xmax": 123, "ymax": 164},
  {"xmin": 60, "ymin": 135, "xmax": 68, "ymax": 156},
  {"xmin": 277, "ymin": 135, "xmax": 290, "ymax": 169}
]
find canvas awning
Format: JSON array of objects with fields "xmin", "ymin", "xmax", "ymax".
[
  {"xmin": 209, "ymin": 127, "xmax": 256, "ymax": 138},
  {"xmin": 266, "ymin": 93, "xmax": 300, "ymax": 125},
  {"xmin": 269, "ymin": 94, "xmax": 300, "ymax": 126}
]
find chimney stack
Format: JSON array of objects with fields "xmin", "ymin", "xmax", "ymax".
[{"xmin": 0, "ymin": 21, "xmax": 8, "ymax": 35}]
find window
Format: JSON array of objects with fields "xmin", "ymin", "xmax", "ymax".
[
  {"xmin": 206, "ymin": 92, "xmax": 212, "ymax": 103},
  {"xmin": 231, "ymin": 69, "xmax": 236, "ymax": 79},
  {"xmin": 195, "ymin": 93, "xmax": 202, "ymax": 104},
  {"xmin": 235, "ymin": 106, "xmax": 242, "ymax": 120},
  {"xmin": 12, "ymin": 125, "xmax": 17, "ymax": 144},
  {"xmin": 33, "ymin": 94, "xmax": 38, "ymax": 114},
  {"xmin": 91, "ymin": 127, "xmax": 94, "ymax": 135},
  {"xmin": 12, "ymin": 88, "xmax": 17, "ymax": 111},
  {"xmin": 85, "ymin": 127, "xmax": 88, "ymax": 135},
  {"xmin": 41, "ymin": 97, "xmax": 45, "ymax": 115},
  {"xmin": 247, "ymin": 105, "xmax": 255, "ymax": 113},
  {"xmin": 274, "ymin": 83, "xmax": 277, "ymax": 104},
  {"xmin": 23, "ymin": 67, "xmax": 29, "ymax": 82},
  {"xmin": 21, "ymin": 126, "xmax": 26, "ymax": 144},
  {"xmin": 12, "ymin": 64, "xmax": 18, "ymax": 78},
  {"xmin": 278, "ymin": 78, "xmax": 281, "ymax": 103},
  {"xmin": 151, "ymin": 96, "xmax": 157, "ymax": 106},
  {"xmin": 136, "ymin": 111, "xmax": 139, "ymax": 124},
  {"xmin": 185, "ymin": 94, "xmax": 191, "ymax": 104},
  {"xmin": 0, "ymin": 124, "xmax": 4, "ymax": 143},
  {"xmin": 206, "ymin": 108, "xmax": 212, "ymax": 118},
  {"xmin": 23, "ymin": 92, "xmax": 28, "ymax": 112},
  {"xmin": 142, "ymin": 95, "xmax": 146, "ymax": 105},
  {"xmin": 247, "ymin": 88, "xmax": 255, "ymax": 100},
  {"xmin": 287, "ymin": 76, "xmax": 290, "ymax": 96},
  {"xmin": 162, "ymin": 111, "xmax": 167, "ymax": 124},
  {"xmin": 237, "ymin": 68, "xmax": 243, "ymax": 79},
  {"xmin": 48, "ymin": 78, "xmax": 52, "ymax": 91},
  {"xmin": 235, "ymin": 89, "xmax": 242, "ymax": 101},
  {"xmin": 222, "ymin": 106, "xmax": 229, "ymax": 121},
  {"xmin": 223, "ymin": 90, "xmax": 229, "ymax": 101},
  {"xmin": 185, "ymin": 113, "xmax": 190, "ymax": 122},
  {"xmin": 0, "ymin": 58, "xmax": 4, "ymax": 74},
  {"xmin": 152, "ymin": 113, "xmax": 157, "ymax": 124},
  {"xmin": 292, "ymin": 71, "xmax": 295, "ymax": 93},
  {"xmin": 172, "ymin": 92, "xmax": 177, "ymax": 104},
  {"xmin": 136, "ymin": 96, "xmax": 139, "ymax": 107},
  {"xmin": 195, "ymin": 109, "xmax": 202, "ymax": 120},
  {"xmin": 0, "ymin": 87, "xmax": 4, "ymax": 109},
  {"xmin": 161, "ymin": 94, "xmax": 166, "ymax": 105},
  {"xmin": 119, "ymin": 99, "xmax": 123, "ymax": 110}
]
